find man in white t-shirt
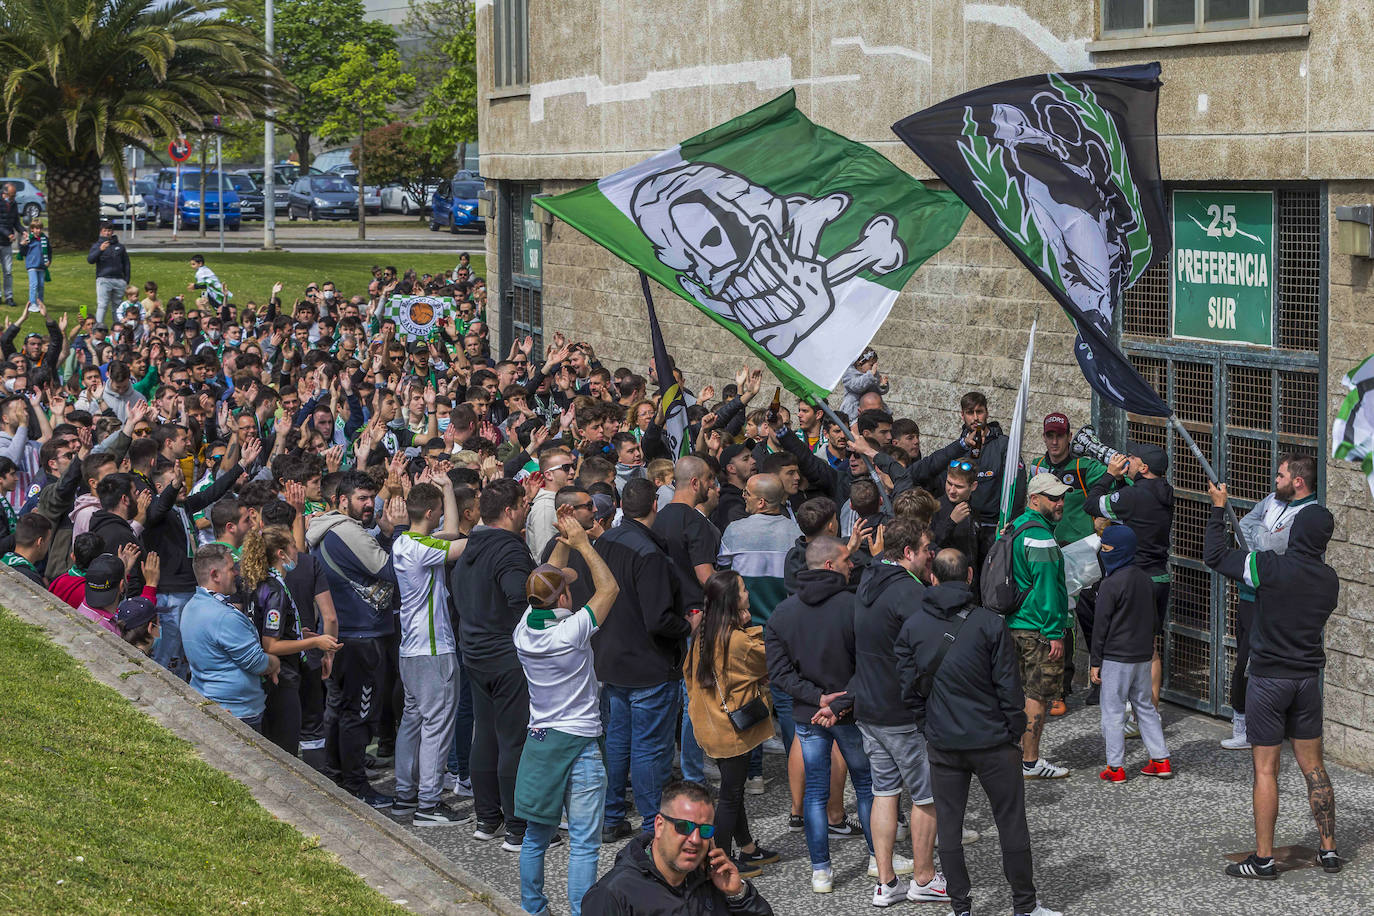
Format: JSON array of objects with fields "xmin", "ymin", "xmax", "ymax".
[
  {"xmin": 513, "ymin": 515, "xmax": 620, "ymax": 916},
  {"xmin": 391, "ymin": 473, "xmax": 470, "ymax": 826}
]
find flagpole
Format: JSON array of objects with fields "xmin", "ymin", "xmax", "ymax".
[{"xmin": 1169, "ymin": 414, "xmax": 1248, "ymax": 550}]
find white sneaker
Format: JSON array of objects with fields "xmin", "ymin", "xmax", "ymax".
[
  {"xmin": 1124, "ymin": 714, "xmax": 1142, "ymax": 739},
  {"xmin": 762, "ymin": 736, "xmax": 786, "ymax": 755},
  {"xmin": 867, "ymin": 853, "xmax": 914, "ymax": 877},
  {"xmin": 1020, "ymin": 904, "xmax": 1063, "ymax": 916},
  {"xmin": 444, "ymin": 774, "xmax": 473, "ymax": 797},
  {"xmin": 442, "ymin": 772, "xmax": 457, "ymax": 792},
  {"xmin": 1023, "ymin": 758, "xmax": 1071, "ymax": 779},
  {"xmin": 962, "ymin": 826, "xmax": 981, "ymax": 845},
  {"xmin": 871, "ymin": 877, "xmax": 910, "ymax": 906},
  {"xmin": 894, "ymin": 817, "xmax": 909, "ymax": 842},
  {"xmin": 745, "ymin": 775, "xmax": 768, "ymax": 795},
  {"xmin": 812, "ymin": 866, "xmax": 833, "ymax": 894},
  {"xmin": 1221, "ymin": 713, "xmax": 1251, "ymax": 750},
  {"xmin": 907, "ymin": 871, "xmax": 949, "ymax": 902}
]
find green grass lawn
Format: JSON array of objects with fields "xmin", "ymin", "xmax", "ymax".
[
  {"xmin": 0, "ymin": 608, "xmax": 410, "ymax": 915},
  {"xmin": 12, "ymin": 251, "xmax": 485, "ymax": 335}
]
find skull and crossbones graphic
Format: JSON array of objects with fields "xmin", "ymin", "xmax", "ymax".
[{"xmin": 630, "ymin": 163, "xmax": 908, "ymax": 359}]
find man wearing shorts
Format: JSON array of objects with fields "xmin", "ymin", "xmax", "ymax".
[
  {"xmin": 1008, "ymin": 473, "xmax": 1073, "ymax": 779},
  {"xmin": 1204, "ymin": 481, "xmax": 1341, "ymax": 878}
]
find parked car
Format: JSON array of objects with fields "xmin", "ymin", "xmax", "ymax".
[
  {"xmin": 0, "ymin": 178, "xmax": 46, "ymax": 222},
  {"xmin": 380, "ymin": 183, "xmax": 436, "ymax": 215},
  {"xmin": 223, "ymin": 173, "xmax": 265, "ymax": 221},
  {"xmin": 135, "ymin": 178, "xmax": 157, "ymax": 212},
  {"xmin": 98, "ymin": 178, "xmax": 148, "ymax": 228},
  {"xmin": 430, "ymin": 176, "xmax": 484, "ymax": 233},
  {"xmin": 286, "ymin": 174, "xmax": 358, "ymax": 221},
  {"xmin": 151, "ymin": 167, "xmax": 242, "ymax": 230},
  {"xmin": 233, "ymin": 168, "xmax": 289, "ymax": 213},
  {"xmin": 327, "ymin": 164, "xmax": 359, "ymax": 183}
]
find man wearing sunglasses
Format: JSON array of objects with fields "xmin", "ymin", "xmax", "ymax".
[
  {"xmin": 526, "ymin": 447, "xmax": 574, "ymax": 559},
  {"xmin": 584, "ymin": 779, "xmax": 774, "ymax": 914}
]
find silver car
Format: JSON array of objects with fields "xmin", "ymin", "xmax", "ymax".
[{"xmin": 0, "ymin": 177, "xmax": 46, "ymax": 222}]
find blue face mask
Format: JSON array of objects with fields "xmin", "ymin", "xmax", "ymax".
[
  {"xmin": 149, "ymin": 634, "xmax": 162, "ymax": 659},
  {"xmin": 437, "ymin": 416, "xmax": 451, "ymax": 432},
  {"xmin": 281, "ymin": 559, "xmax": 297, "ymax": 574}
]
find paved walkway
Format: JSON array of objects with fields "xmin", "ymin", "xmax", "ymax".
[{"xmin": 384, "ymin": 700, "xmax": 1374, "ymax": 915}]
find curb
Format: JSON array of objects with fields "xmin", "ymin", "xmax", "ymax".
[{"xmin": 0, "ymin": 570, "xmax": 523, "ymax": 916}]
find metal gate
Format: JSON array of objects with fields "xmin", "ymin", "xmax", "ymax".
[
  {"xmin": 1103, "ymin": 185, "xmax": 1326, "ymax": 715},
  {"xmin": 497, "ymin": 181, "xmax": 544, "ymax": 353}
]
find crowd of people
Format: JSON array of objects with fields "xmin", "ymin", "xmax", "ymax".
[{"xmin": 3, "ymin": 223, "xmax": 1346, "ymax": 914}]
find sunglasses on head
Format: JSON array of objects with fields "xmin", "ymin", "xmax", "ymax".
[
  {"xmin": 659, "ymin": 814, "xmax": 715, "ymax": 839},
  {"xmin": 949, "ymin": 460, "xmax": 975, "ymax": 472}
]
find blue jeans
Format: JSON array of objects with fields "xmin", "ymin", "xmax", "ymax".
[
  {"xmin": 447, "ymin": 661, "xmax": 474, "ymax": 779},
  {"xmin": 154, "ymin": 590, "xmax": 194, "ymax": 681},
  {"xmin": 750, "ymin": 685, "xmax": 797, "ymax": 779},
  {"xmin": 520, "ymin": 742, "xmax": 606, "ymax": 916},
  {"xmin": 601, "ymin": 681, "xmax": 679, "ymax": 830},
  {"xmin": 795, "ymin": 721, "xmax": 875, "ymax": 868},
  {"xmin": 26, "ymin": 268, "xmax": 42, "ymax": 305},
  {"xmin": 679, "ymin": 680, "xmax": 704, "ymax": 783},
  {"xmin": 239, "ymin": 712, "xmax": 264, "ymax": 733}
]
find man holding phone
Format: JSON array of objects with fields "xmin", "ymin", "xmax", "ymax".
[{"xmin": 583, "ymin": 779, "xmax": 774, "ymax": 914}]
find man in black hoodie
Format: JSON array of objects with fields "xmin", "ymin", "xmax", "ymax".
[
  {"xmin": 710, "ymin": 443, "xmax": 754, "ymax": 532},
  {"xmin": 894, "ymin": 548, "xmax": 1057, "ymax": 916},
  {"xmin": 450, "ymin": 477, "xmax": 535, "ymax": 851},
  {"xmin": 849, "ymin": 518, "xmax": 946, "ymax": 903},
  {"xmin": 1204, "ymin": 481, "xmax": 1341, "ymax": 879}
]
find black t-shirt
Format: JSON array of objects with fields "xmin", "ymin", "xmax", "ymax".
[
  {"xmin": 651, "ymin": 503, "xmax": 720, "ymax": 611},
  {"xmin": 285, "ymin": 554, "xmax": 328, "ymax": 669}
]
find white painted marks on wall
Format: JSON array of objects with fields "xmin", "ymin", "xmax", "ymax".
[
  {"xmin": 832, "ymin": 36, "xmax": 931, "ymax": 66},
  {"xmin": 961, "ymin": 4, "xmax": 1090, "ymax": 71},
  {"xmin": 528, "ymin": 59, "xmax": 859, "ymax": 123},
  {"xmin": 1197, "ymin": 92, "xmax": 1209, "ymax": 114}
]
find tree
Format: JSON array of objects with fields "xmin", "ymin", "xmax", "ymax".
[
  {"xmin": 0, "ymin": 0, "xmax": 283, "ymax": 249},
  {"xmin": 350, "ymin": 123, "xmax": 452, "ymax": 220},
  {"xmin": 402, "ymin": 0, "xmax": 475, "ymax": 97},
  {"xmin": 228, "ymin": 0, "xmax": 396, "ymax": 169},
  {"xmin": 311, "ymin": 43, "xmax": 414, "ymax": 240},
  {"xmin": 414, "ymin": 12, "xmax": 478, "ymax": 170}
]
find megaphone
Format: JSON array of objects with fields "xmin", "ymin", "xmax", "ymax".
[{"xmin": 1070, "ymin": 425, "xmax": 1125, "ymax": 467}]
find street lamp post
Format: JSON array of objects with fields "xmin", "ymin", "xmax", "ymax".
[{"xmin": 262, "ymin": 0, "xmax": 276, "ymax": 250}]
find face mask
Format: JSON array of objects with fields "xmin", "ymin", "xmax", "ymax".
[
  {"xmin": 323, "ymin": 290, "xmax": 334, "ymax": 300},
  {"xmin": 149, "ymin": 634, "xmax": 163, "ymax": 658},
  {"xmin": 281, "ymin": 559, "xmax": 297, "ymax": 574},
  {"xmin": 437, "ymin": 416, "xmax": 450, "ymax": 432},
  {"xmin": 208, "ymin": 330, "xmax": 221, "ymax": 341},
  {"xmin": 3, "ymin": 379, "xmax": 13, "ymax": 391}
]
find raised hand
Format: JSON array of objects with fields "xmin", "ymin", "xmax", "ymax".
[
  {"xmin": 323, "ymin": 444, "xmax": 344, "ymax": 473},
  {"xmin": 699, "ymin": 385, "xmax": 715, "ymax": 403},
  {"xmin": 285, "ymin": 480, "xmax": 307, "ymax": 513},
  {"xmin": 135, "ymin": 487, "xmax": 153, "ymax": 520},
  {"xmin": 140, "ymin": 551, "xmax": 161, "ymax": 588},
  {"xmin": 239, "ymin": 436, "xmax": 263, "ymax": 468},
  {"xmin": 384, "ymin": 494, "xmax": 408, "ymax": 528},
  {"xmin": 117, "ymin": 541, "xmax": 142, "ymax": 573}
]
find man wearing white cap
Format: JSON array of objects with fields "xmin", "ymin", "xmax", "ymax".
[{"xmin": 1008, "ymin": 473, "xmax": 1073, "ymax": 780}]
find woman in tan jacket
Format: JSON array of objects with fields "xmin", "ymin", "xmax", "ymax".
[{"xmin": 683, "ymin": 570, "xmax": 780, "ymax": 877}]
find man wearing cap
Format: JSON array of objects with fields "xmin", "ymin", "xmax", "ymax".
[
  {"xmin": 710, "ymin": 443, "xmax": 755, "ymax": 532},
  {"xmin": 114, "ymin": 595, "xmax": 160, "ymax": 655},
  {"xmin": 77, "ymin": 553, "xmax": 134, "ymax": 634},
  {"xmin": 514, "ymin": 516, "xmax": 620, "ymax": 916},
  {"xmin": 1029, "ymin": 413, "xmax": 1115, "ymax": 711},
  {"xmin": 1087, "ymin": 441, "xmax": 1175, "ymax": 707},
  {"xmin": 1008, "ymin": 473, "xmax": 1073, "ymax": 780}
]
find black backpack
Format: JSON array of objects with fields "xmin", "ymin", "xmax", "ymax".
[{"xmin": 980, "ymin": 519, "xmax": 1042, "ymax": 615}]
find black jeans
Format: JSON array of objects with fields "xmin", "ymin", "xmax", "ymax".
[
  {"xmin": 713, "ymin": 752, "xmax": 754, "ymax": 857},
  {"xmin": 1230, "ymin": 598, "xmax": 1255, "ymax": 713},
  {"xmin": 1062, "ymin": 586, "xmax": 1098, "ymax": 698},
  {"xmin": 324, "ymin": 635, "xmax": 384, "ymax": 793},
  {"xmin": 466, "ymin": 659, "xmax": 529, "ymax": 838},
  {"xmin": 376, "ymin": 629, "xmax": 403, "ymax": 754},
  {"xmin": 928, "ymin": 743, "xmax": 1037, "ymax": 915},
  {"xmin": 263, "ymin": 665, "xmax": 302, "ymax": 756},
  {"xmin": 299, "ymin": 663, "xmax": 327, "ymax": 770}
]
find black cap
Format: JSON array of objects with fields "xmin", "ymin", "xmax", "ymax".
[
  {"xmin": 407, "ymin": 340, "xmax": 429, "ymax": 354},
  {"xmin": 84, "ymin": 553, "xmax": 125, "ymax": 606},
  {"xmin": 1128, "ymin": 442, "xmax": 1168, "ymax": 475},
  {"xmin": 114, "ymin": 596, "xmax": 157, "ymax": 631},
  {"xmin": 720, "ymin": 443, "xmax": 751, "ymax": 469}
]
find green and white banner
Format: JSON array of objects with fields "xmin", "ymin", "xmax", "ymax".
[
  {"xmin": 535, "ymin": 90, "xmax": 968, "ymax": 401},
  {"xmin": 383, "ymin": 295, "xmax": 455, "ymax": 340},
  {"xmin": 1334, "ymin": 353, "xmax": 1374, "ymax": 498}
]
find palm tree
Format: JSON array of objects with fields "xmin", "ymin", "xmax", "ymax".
[{"xmin": 0, "ymin": 0, "xmax": 286, "ymax": 248}]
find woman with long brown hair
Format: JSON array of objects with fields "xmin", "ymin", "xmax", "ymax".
[
  {"xmin": 683, "ymin": 569, "xmax": 779, "ymax": 878},
  {"xmin": 241, "ymin": 525, "xmax": 339, "ymax": 755}
]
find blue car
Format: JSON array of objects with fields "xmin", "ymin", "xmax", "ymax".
[
  {"xmin": 430, "ymin": 177, "xmax": 484, "ymax": 233},
  {"xmin": 152, "ymin": 168, "xmax": 241, "ymax": 230}
]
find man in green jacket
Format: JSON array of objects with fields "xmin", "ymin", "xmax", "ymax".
[
  {"xmin": 1027, "ymin": 413, "xmax": 1113, "ymax": 709},
  {"xmin": 1009, "ymin": 473, "xmax": 1072, "ymax": 780}
]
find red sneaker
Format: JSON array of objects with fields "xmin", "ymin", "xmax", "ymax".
[
  {"xmin": 1141, "ymin": 758, "xmax": 1173, "ymax": 779},
  {"xmin": 1049, "ymin": 699, "xmax": 1068, "ymax": 717},
  {"xmin": 1099, "ymin": 766, "xmax": 1126, "ymax": 783}
]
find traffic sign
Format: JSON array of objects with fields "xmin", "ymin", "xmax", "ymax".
[{"xmin": 169, "ymin": 138, "xmax": 192, "ymax": 163}]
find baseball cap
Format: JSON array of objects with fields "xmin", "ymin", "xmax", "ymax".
[
  {"xmin": 590, "ymin": 492, "xmax": 616, "ymax": 523},
  {"xmin": 1128, "ymin": 442, "xmax": 1168, "ymax": 475},
  {"xmin": 525, "ymin": 563, "xmax": 579, "ymax": 609},
  {"xmin": 114, "ymin": 596, "xmax": 157, "ymax": 631},
  {"xmin": 84, "ymin": 553, "xmax": 126, "ymax": 606},
  {"xmin": 720, "ymin": 443, "xmax": 751, "ymax": 469},
  {"xmin": 1027, "ymin": 472, "xmax": 1071, "ymax": 498},
  {"xmin": 1043, "ymin": 413, "xmax": 1070, "ymax": 434}
]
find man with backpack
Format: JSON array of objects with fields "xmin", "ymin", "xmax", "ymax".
[{"xmin": 1005, "ymin": 473, "xmax": 1073, "ymax": 780}]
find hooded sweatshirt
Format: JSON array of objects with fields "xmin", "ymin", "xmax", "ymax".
[
  {"xmin": 1090, "ymin": 526, "xmax": 1158, "ymax": 666},
  {"xmin": 765, "ymin": 568, "xmax": 857, "ymax": 722},
  {"xmin": 893, "ymin": 581, "xmax": 1026, "ymax": 751},
  {"xmin": 450, "ymin": 524, "xmax": 535, "ymax": 671},
  {"xmin": 306, "ymin": 511, "xmax": 395, "ymax": 638},
  {"xmin": 849, "ymin": 560, "xmax": 925, "ymax": 727},
  {"xmin": 1204, "ymin": 504, "xmax": 1339, "ymax": 679}
]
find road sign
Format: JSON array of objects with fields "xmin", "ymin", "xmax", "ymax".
[
  {"xmin": 169, "ymin": 138, "xmax": 192, "ymax": 163},
  {"xmin": 1171, "ymin": 190, "xmax": 1274, "ymax": 347}
]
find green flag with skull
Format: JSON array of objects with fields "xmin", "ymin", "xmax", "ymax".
[{"xmin": 534, "ymin": 91, "xmax": 969, "ymax": 401}]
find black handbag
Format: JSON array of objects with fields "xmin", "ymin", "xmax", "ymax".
[{"xmin": 716, "ymin": 676, "xmax": 770, "ymax": 732}]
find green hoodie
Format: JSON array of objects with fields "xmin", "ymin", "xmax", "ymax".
[
  {"xmin": 1028, "ymin": 454, "xmax": 1109, "ymax": 546},
  {"xmin": 1007, "ymin": 506, "xmax": 1070, "ymax": 639}
]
